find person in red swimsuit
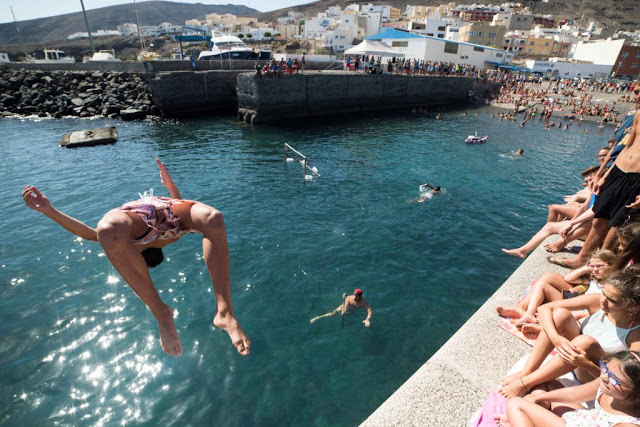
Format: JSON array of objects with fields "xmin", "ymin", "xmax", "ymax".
[{"xmin": 22, "ymin": 158, "xmax": 250, "ymax": 358}]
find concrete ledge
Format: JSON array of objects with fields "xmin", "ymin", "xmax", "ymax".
[
  {"xmin": 362, "ymin": 237, "xmax": 568, "ymax": 426},
  {"xmin": 237, "ymin": 73, "xmax": 499, "ymax": 123}
]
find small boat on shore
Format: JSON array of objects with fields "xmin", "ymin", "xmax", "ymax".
[{"xmin": 465, "ymin": 132, "xmax": 488, "ymax": 144}]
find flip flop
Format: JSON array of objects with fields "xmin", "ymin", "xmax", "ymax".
[{"xmin": 547, "ymin": 255, "xmax": 573, "ymax": 269}]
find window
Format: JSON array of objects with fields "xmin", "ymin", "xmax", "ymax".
[
  {"xmin": 489, "ymin": 32, "xmax": 497, "ymax": 37},
  {"xmin": 438, "ymin": 26, "xmax": 446, "ymax": 31},
  {"xmin": 391, "ymin": 41, "xmax": 408, "ymax": 47},
  {"xmin": 530, "ymin": 41, "xmax": 535, "ymax": 45},
  {"xmin": 438, "ymin": 34, "xmax": 444, "ymax": 38},
  {"xmin": 444, "ymin": 42, "xmax": 459, "ymax": 54},
  {"xmin": 544, "ymin": 42, "xmax": 549, "ymax": 46},
  {"xmin": 474, "ymin": 46, "xmax": 484, "ymax": 52},
  {"xmin": 632, "ymin": 63, "xmax": 638, "ymax": 68},
  {"xmin": 621, "ymin": 52, "xmax": 628, "ymax": 58},
  {"xmin": 636, "ymin": 52, "xmax": 640, "ymax": 58},
  {"xmin": 496, "ymin": 53, "xmax": 503, "ymax": 57}
]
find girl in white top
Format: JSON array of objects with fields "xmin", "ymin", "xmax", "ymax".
[
  {"xmin": 497, "ymin": 351, "xmax": 640, "ymax": 426},
  {"xmin": 497, "ymin": 250, "xmax": 616, "ymax": 328},
  {"xmin": 499, "ymin": 271, "xmax": 640, "ymax": 399}
]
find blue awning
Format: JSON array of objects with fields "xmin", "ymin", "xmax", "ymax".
[{"xmin": 365, "ymin": 28, "xmax": 425, "ymax": 40}]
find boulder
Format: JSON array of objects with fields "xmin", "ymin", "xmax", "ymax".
[
  {"xmin": 70, "ymin": 98, "xmax": 85, "ymax": 107},
  {"xmin": 60, "ymin": 127, "xmax": 118, "ymax": 148},
  {"xmin": 120, "ymin": 108, "xmax": 145, "ymax": 120}
]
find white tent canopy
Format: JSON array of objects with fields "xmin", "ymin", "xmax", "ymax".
[{"xmin": 344, "ymin": 40, "xmax": 404, "ymax": 57}]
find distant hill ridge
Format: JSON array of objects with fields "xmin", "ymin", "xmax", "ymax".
[{"xmin": 0, "ymin": 1, "xmax": 259, "ymax": 45}]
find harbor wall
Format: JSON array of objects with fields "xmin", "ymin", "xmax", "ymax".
[
  {"xmin": 361, "ymin": 237, "xmax": 568, "ymax": 426},
  {"xmin": 236, "ymin": 73, "xmax": 499, "ymax": 123},
  {"xmin": 0, "ymin": 59, "xmax": 341, "ymax": 74},
  {"xmin": 146, "ymin": 70, "xmax": 243, "ymax": 115}
]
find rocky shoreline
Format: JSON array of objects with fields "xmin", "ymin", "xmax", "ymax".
[{"xmin": 0, "ymin": 69, "xmax": 159, "ymax": 120}]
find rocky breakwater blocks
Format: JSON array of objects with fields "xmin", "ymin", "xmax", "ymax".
[
  {"xmin": 60, "ymin": 127, "xmax": 118, "ymax": 148},
  {"xmin": 0, "ymin": 69, "xmax": 159, "ymax": 119}
]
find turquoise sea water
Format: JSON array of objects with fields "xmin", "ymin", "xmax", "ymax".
[{"xmin": 0, "ymin": 110, "xmax": 610, "ymax": 426}]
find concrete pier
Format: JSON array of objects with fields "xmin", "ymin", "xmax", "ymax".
[
  {"xmin": 146, "ymin": 70, "xmax": 243, "ymax": 115},
  {"xmin": 237, "ymin": 72, "xmax": 499, "ymax": 123},
  {"xmin": 361, "ymin": 237, "xmax": 567, "ymax": 426}
]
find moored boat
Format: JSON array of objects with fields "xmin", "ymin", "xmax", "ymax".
[{"xmin": 465, "ymin": 132, "xmax": 488, "ymax": 144}]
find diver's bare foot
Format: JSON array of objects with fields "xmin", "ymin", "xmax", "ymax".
[
  {"xmin": 521, "ymin": 323, "xmax": 542, "ymax": 337},
  {"xmin": 544, "ymin": 239, "xmax": 565, "ymax": 253},
  {"xmin": 156, "ymin": 305, "xmax": 182, "ymax": 357},
  {"xmin": 496, "ymin": 305, "xmax": 525, "ymax": 319},
  {"xmin": 214, "ymin": 312, "xmax": 251, "ymax": 356},
  {"xmin": 502, "ymin": 248, "xmax": 527, "ymax": 258},
  {"xmin": 498, "ymin": 378, "xmax": 528, "ymax": 398}
]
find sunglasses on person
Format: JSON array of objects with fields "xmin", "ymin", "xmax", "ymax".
[
  {"xmin": 587, "ymin": 263, "xmax": 608, "ymax": 270},
  {"xmin": 599, "ymin": 360, "xmax": 632, "ymax": 388}
]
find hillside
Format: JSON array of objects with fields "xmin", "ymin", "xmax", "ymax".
[
  {"xmin": 0, "ymin": 1, "xmax": 259, "ymax": 45},
  {"xmin": 258, "ymin": 0, "xmax": 640, "ymax": 30}
]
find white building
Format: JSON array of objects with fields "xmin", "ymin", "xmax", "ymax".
[
  {"xmin": 365, "ymin": 28, "xmax": 512, "ymax": 68},
  {"xmin": 525, "ymin": 58, "xmax": 611, "ymax": 78},
  {"xmin": 304, "ymin": 16, "xmax": 335, "ymax": 38},
  {"xmin": 248, "ymin": 27, "xmax": 277, "ymax": 40},
  {"xmin": 445, "ymin": 22, "xmax": 469, "ymax": 41},
  {"xmin": 361, "ymin": 4, "xmax": 393, "ymax": 21},
  {"xmin": 117, "ymin": 23, "xmax": 138, "ymax": 36},
  {"xmin": 67, "ymin": 30, "xmax": 120, "ymax": 40},
  {"xmin": 357, "ymin": 13, "xmax": 382, "ymax": 38},
  {"xmin": 572, "ymin": 39, "xmax": 625, "ymax": 65},
  {"xmin": 159, "ymin": 22, "xmax": 182, "ymax": 34},
  {"xmin": 139, "ymin": 26, "xmax": 164, "ymax": 37}
]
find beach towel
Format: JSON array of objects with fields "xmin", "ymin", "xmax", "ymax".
[
  {"xmin": 469, "ymin": 391, "xmax": 507, "ymax": 427},
  {"xmin": 497, "ymin": 282, "xmax": 538, "ymax": 346}
]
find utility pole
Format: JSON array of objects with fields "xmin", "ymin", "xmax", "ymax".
[
  {"xmin": 133, "ymin": 0, "xmax": 145, "ymax": 51},
  {"xmin": 80, "ymin": 0, "xmax": 96, "ymax": 54}
]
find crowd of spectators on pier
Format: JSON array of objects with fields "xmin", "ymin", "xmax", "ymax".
[
  {"xmin": 343, "ymin": 55, "xmax": 485, "ymax": 78},
  {"xmin": 486, "ymin": 81, "xmax": 640, "ymax": 426}
]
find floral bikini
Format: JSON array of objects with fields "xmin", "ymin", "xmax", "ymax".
[{"xmin": 119, "ymin": 192, "xmax": 196, "ymax": 244}]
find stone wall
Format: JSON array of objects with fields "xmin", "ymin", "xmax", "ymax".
[
  {"xmin": 237, "ymin": 72, "xmax": 499, "ymax": 123},
  {"xmin": 146, "ymin": 70, "xmax": 243, "ymax": 115}
]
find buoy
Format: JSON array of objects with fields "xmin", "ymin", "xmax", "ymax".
[{"xmin": 304, "ymin": 175, "xmax": 313, "ymax": 181}]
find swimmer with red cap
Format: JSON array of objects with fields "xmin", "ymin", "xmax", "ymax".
[{"xmin": 310, "ymin": 288, "xmax": 372, "ymax": 327}]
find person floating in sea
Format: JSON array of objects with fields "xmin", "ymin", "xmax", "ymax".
[
  {"xmin": 21, "ymin": 158, "xmax": 250, "ymax": 358},
  {"xmin": 514, "ymin": 148, "xmax": 524, "ymax": 157},
  {"xmin": 310, "ymin": 288, "xmax": 372, "ymax": 327},
  {"xmin": 415, "ymin": 183, "xmax": 441, "ymax": 203}
]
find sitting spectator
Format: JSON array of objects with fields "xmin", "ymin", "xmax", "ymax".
[{"xmin": 498, "ymin": 270, "xmax": 640, "ymax": 399}]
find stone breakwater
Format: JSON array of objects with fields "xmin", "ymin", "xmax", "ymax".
[{"xmin": 0, "ymin": 69, "xmax": 159, "ymax": 120}]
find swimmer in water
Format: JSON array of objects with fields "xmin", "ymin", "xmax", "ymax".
[
  {"xmin": 310, "ymin": 288, "xmax": 372, "ymax": 327},
  {"xmin": 514, "ymin": 148, "xmax": 524, "ymax": 157},
  {"xmin": 436, "ymin": 113, "xmax": 442, "ymax": 120},
  {"xmin": 22, "ymin": 158, "xmax": 250, "ymax": 358},
  {"xmin": 416, "ymin": 183, "xmax": 441, "ymax": 202}
]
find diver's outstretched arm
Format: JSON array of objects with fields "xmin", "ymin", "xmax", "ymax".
[
  {"xmin": 22, "ymin": 185, "xmax": 98, "ymax": 241},
  {"xmin": 156, "ymin": 157, "xmax": 182, "ymax": 200}
]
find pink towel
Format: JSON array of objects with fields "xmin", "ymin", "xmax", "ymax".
[{"xmin": 471, "ymin": 391, "xmax": 507, "ymax": 427}]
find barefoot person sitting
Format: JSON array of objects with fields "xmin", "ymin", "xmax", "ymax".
[
  {"xmin": 497, "ymin": 249, "xmax": 616, "ymax": 334},
  {"xmin": 22, "ymin": 158, "xmax": 250, "ymax": 358},
  {"xmin": 496, "ymin": 351, "xmax": 640, "ymax": 426},
  {"xmin": 498, "ymin": 271, "xmax": 640, "ymax": 399},
  {"xmin": 310, "ymin": 288, "xmax": 372, "ymax": 327}
]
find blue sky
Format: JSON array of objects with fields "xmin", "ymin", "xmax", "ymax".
[{"xmin": 1, "ymin": 0, "xmax": 313, "ymax": 24}]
